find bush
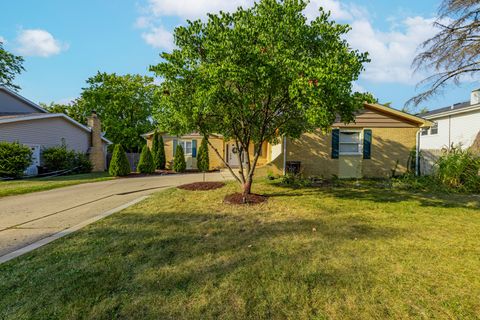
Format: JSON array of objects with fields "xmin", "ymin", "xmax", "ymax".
[
  {"xmin": 280, "ymin": 173, "xmax": 312, "ymax": 188},
  {"xmin": 173, "ymin": 145, "xmax": 187, "ymax": 172},
  {"xmin": 435, "ymin": 146, "xmax": 480, "ymax": 192},
  {"xmin": 0, "ymin": 141, "xmax": 32, "ymax": 178},
  {"xmin": 197, "ymin": 138, "xmax": 209, "ymax": 172},
  {"xmin": 42, "ymin": 145, "xmax": 92, "ymax": 174},
  {"xmin": 109, "ymin": 144, "xmax": 131, "ymax": 176},
  {"xmin": 137, "ymin": 145, "xmax": 155, "ymax": 174},
  {"xmin": 152, "ymin": 131, "xmax": 166, "ymax": 170}
]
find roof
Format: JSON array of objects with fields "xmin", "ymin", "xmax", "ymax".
[
  {"xmin": 418, "ymin": 101, "xmax": 480, "ymax": 119},
  {"xmin": 0, "ymin": 113, "xmax": 112, "ymax": 144},
  {"xmin": 0, "ymin": 86, "xmax": 48, "ymax": 113},
  {"xmin": 364, "ymin": 103, "xmax": 433, "ymax": 127},
  {"xmin": 142, "ymin": 131, "xmax": 223, "ymax": 139}
]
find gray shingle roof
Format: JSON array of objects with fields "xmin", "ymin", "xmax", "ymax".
[{"xmin": 418, "ymin": 101, "xmax": 471, "ymax": 117}]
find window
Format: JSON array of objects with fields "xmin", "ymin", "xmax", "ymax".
[
  {"xmin": 179, "ymin": 140, "xmax": 192, "ymax": 155},
  {"xmin": 421, "ymin": 127, "xmax": 429, "ymax": 136},
  {"xmin": 430, "ymin": 122, "xmax": 438, "ymax": 135},
  {"xmin": 339, "ymin": 131, "xmax": 362, "ymax": 155}
]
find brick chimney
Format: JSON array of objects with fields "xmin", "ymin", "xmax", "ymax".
[{"xmin": 87, "ymin": 111, "xmax": 106, "ymax": 172}]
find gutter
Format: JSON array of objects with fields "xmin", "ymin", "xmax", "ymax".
[
  {"xmin": 283, "ymin": 135, "xmax": 287, "ymax": 175},
  {"xmin": 416, "ymin": 129, "xmax": 421, "ymax": 176}
]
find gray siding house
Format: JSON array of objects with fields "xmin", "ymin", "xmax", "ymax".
[{"xmin": 0, "ymin": 86, "xmax": 111, "ymax": 175}]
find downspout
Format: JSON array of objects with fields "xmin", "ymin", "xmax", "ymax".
[
  {"xmin": 416, "ymin": 129, "xmax": 421, "ymax": 176},
  {"xmin": 283, "ymin": 135, "xmax": 287, "ymax": 176}
]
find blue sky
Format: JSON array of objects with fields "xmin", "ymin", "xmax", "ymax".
[{"xmin": 0, "ymin": 0, "xmax": 477, "ymax": 111}]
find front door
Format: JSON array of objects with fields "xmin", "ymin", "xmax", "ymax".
[
  {"xmin": 227, "ymin": 143, "xmax": 245, "ymax": 167},
  {"xmin": 24, "ymin": 144, "xmax": 40, "ymax": 176}
]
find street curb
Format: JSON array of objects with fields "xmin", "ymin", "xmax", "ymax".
[{"xmin": 0, "ymin": 196, "xmax": 149, "ymax": 265}]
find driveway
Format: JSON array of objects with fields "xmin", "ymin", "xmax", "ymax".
[{"xmin": 0, "ymin": 172, "xmax": 231, "ymax": 259}]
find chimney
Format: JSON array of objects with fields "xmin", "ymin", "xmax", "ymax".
[
  {"xmin": 471, "ymin": 89, "xmax": 480, "ymax": 105},
  {"xmin": 87, "ymin": 111, "xmax": 106, "ymax": 172}
]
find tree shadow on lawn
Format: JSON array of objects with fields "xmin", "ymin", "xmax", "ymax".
[
  {"xmin": 268, "ymin": 182, "xmax": 480, "ymax": 210},
  {"xmin": 0, "ymin": 209, "xmax": 404, "ymax": 319}
]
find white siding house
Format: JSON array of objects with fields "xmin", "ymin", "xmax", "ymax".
[{"xmin": 419, "ymin": 89, "xmax": 480, "ymax": 174}]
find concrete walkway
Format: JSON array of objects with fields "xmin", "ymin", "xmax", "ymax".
[{"xmin": 0, "ymin": 172, "xmax": 231, "ymax": 260}]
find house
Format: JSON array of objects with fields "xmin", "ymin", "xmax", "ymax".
[
  {"xmin": 0, "ymin": 86, "xmax": 111, "ymax": 175},
  {"xmin": 144, "ymin": 103, "xmax": 430, "ymax": 178},
  {"xmin": 419, "ymin": 89, "xmax": 480, "ymax": 174}
]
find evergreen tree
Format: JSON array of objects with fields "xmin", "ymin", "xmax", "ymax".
[
  {"xmin": 197, "ymin": 138, "xmax": 209, "ymax": 172},
  {"xmin": 158, "ymin": 135, "xmax": 166, "ymax": 170},
  {"xmin": 173, "ymin": 145, "xmax": 186, "ymax": 172},
  {"xmin": 152, "ymin": 131, "xmax": 160, "ymax": 169},
  {"xmin": 137, "ymin": 145, "xmax": 155, "ymax": 174},
  {"xmin": 108, "ymin": 144, "xmax": 131, "ymax": 176}
]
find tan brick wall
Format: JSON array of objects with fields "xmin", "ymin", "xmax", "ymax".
[
  {"xmin": 277, "ymin": 127, "xmax": 418, "ymax": 178},
  {"xmin": 362, "ymin": 127, "xmax": 418, "ymax": 178},
  {"xmin": 286, "ymin": 130, "xmax": 339, "ymax": 178}
]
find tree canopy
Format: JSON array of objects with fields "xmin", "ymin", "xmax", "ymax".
[
  {"xmin": 43, "ymin": 72, "xmax": 156, "ymax": 152},
  {"xmin": 409, "ymin": 0, "xmax": 480, "ymax": 106},
  {"xmin": 151, "ymin": 0, "xmax": 369, "ymax": 195},
  {"xmin": 0, "ymin": 41, "xmax": 25, "ymax": 91}
]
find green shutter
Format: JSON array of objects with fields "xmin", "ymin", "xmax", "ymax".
[
  {"xmin": 363, "ymin": 129, "xmax": 372, "ymax": 159},
  {"xmin": 192, "ymin": 140, "xmax": 197, "ymax": 158},
  {"xmin": 173, "ymin": 139, "xmax": 177, "ymax": 157},
  {"xmin": 331, "ymin": 129, "xmax": 339, "ymax": 159}
]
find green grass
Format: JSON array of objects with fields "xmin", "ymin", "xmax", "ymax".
[
  {"xmin": 1, "ymin": 180, "xmax": 480, "ymax": 319},
  {"xmin": 0, "ymin": 172, "xmax": 114, "ymax": 197}
]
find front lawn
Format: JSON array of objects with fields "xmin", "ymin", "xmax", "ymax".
[
  {"xmin": 1, "ymin": 181, "xmax": 479, "ymax": 319},
  {"xmin": 0, "ymin": 172, "xmax": 113, "ymax": 197}
]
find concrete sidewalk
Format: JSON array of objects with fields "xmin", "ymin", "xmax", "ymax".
[{"xmin": 0, "ymin": 172, "xmax": 231, "ymax": 260}]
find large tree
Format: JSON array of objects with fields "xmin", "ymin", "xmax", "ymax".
[
  {"xmin": 151, "ymin": 0, "xmax": 369, "ymax": 196},
  {"xmin": 43, "ymin": 73, "xmax": 156, "ymax": 152},
  {"xmin": 0, "ymin": 41, "xmax": 25, "ymax": 91},
  {"xmin": 409, "ymin": 0, "xmax": 480, "ymax": 106}
]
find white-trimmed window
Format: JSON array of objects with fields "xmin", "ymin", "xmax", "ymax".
[
  {"xmin": 430, "ymin": 122, "xmax": 438, "ymax": 135},
  {"xmin": 421, "ymin": 127, "xmax": 429, "ymax": 136},
  {"xmin": 339, "ymin": 130, "xmax": 362, "ymax": 155},
  {"xmin": 179, "ymin": 140, "xmax": 192, "ymax": 155}
]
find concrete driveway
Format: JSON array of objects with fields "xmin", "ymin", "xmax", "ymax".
[{"xmin": 0, "ymin": 172, "xmax": 231, "ymax": 260}]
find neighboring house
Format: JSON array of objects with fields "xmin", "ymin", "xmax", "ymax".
[
  {"xmin": 0, "ymin": 86, "xmax": 111, "ymax": 175},
  {"xmin": 419, "ymin": 89, "xmax": 480, "ymax": 174},
  {"xmin": 143, "ymin": 103, "xmax": 430, "ymax": 178}
]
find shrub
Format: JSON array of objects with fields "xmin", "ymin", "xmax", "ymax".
[
  {"xmin": 137, "ymin": 145, "xmax": 155, "ymax": 174},
  {"xmin": 152, "ymin": 131, "xmax": 166, "ymax": 170},
  {"xmin": 197, "ymin": 138, "xmax": 209, "ymax": 172},
  {"xmin": 280, "ymin": 173, "xmax": 312, "ymax": 188},
  {"xmin": 173, "ymin": 145, "xmax": 187, "ymax": 172},
  {"xmin": 109, "ymin": 144, "xmax": 131, "ymax": 176},
  {"xmin": 0, "ymin": 141, "xmax": 32, "ymax": 178},
  {"xmin": 42, "ymin": 145, "xmax": 92, "ymax": 174},
  {"xmin": 158, "ymin": 135, "xmax": 166, "ymax": 170},
  {"xmin": 435, "ymin": 145, "xmax": 480, "ymax": 192}
]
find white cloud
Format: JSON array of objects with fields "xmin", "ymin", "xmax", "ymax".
[
  {"xmin": 347, "ymin": 16, "xmax": 438, "ymax": 84},
  {"xmin": 146, "ymin": 0, "xmax": 252, "ymax": 20},
  {"xmin": 305, "ymin": 0, "xmax": 352, "ymax": 21},
  {"xmin": 16, "ymin": 29, "xmax": 67, "ymax": 57},
  {"xmin": 142, "ymin": 26, "xmax": 175, "ymax": 50},
  {"xmin": 0, "ymin": 36, "xmax": 6, "ymax": 44}
]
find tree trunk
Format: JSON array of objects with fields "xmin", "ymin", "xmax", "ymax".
[{"xmin": 242, "ymin": 179, "xmax": 252, "ymax": 203}]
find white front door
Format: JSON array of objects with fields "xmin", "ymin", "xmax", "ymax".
[
  {"xmin": 24, "ymin": 144, "xmax": 41, "ymax": 176},
  {"xmin": 227, "ymin": 143, "xmax": 246, "ymax": 167}
]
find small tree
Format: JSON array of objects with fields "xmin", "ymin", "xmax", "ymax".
[
  {"xmin": 151, "ymin": 0, "xmax": 369, "ymax": 197},
  {"xmin": 197, "ymin": 138, "xmax": 209, "ymax": 172},
  {"xmin": 158, "ymin": 135, "xmax": 166, "ymax": 169},
  {"xmin": 0, "ymin": 141, "xmax": 32, "ymax": 178},
  {"xmin": 173, "ymin": 145, "xmax": 187, "ymax": 172},
  {"xmin": 151, "ymin": 131, "xmax": 160, "ymax": 169},
  {"xmin": 109, "ymin": 144, "xmax": 131, "ymax": 176},
  {"xmin": 137, "ymin": 145, "xmax": 155, "ymax": 174}
]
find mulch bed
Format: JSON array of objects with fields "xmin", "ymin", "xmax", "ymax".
[
  {"xmin": 223, "ymin": 193, "xmax": 268, "ymax": 205},
  {"xmin": 177, "ymin": 181, "xmax": 226, "ymax": 191}
]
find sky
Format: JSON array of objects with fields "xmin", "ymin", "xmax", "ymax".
[{"xmin": 0, "ymin": 0, "xmax": 477, "ymax": 111}]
